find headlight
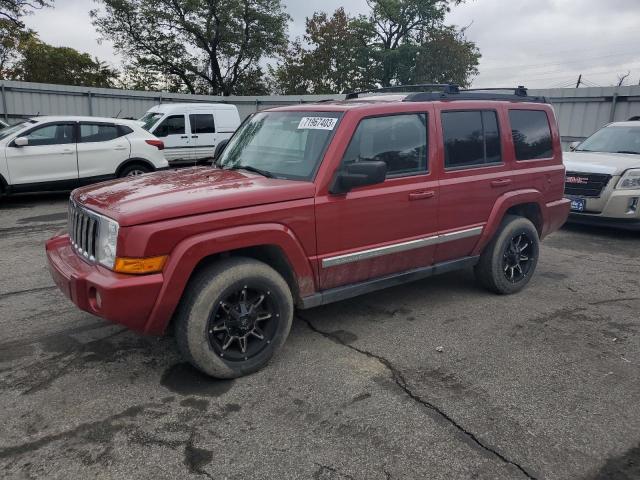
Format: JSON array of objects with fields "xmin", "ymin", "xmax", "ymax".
[
  {"xmin": 96, "ymin": 215, "xmax": 119, "ymax": 269},
  {"xmin": 617, "ymin": 169, "xmax": 640, "ymax": 189}
]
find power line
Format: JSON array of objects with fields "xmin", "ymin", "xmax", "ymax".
[{"xmin": 480, "ymin": 50, "xmax": 640, "ymax": 73}]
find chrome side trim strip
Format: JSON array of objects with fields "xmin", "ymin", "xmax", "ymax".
[{"xmin": 321, "ymin": 226, "xmax": 483, "ymax": 268}]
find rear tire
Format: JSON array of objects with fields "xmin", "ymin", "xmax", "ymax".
[
  {"xmin": 474, "ymin": 215, "xmax": 540, "ymax": 295},
  {"xmin": 119, "ymin": 163, "xmax": 151, "ymax": 178},
  {"xmin": 175, "ymin": 257, "xmax": 294, "ymax": 379}
]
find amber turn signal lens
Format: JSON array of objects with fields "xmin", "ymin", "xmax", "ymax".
[{"xmin": 113, "ymin": 256, "xmax": 167, "ymax": 275}]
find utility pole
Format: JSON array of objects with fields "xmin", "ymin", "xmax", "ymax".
[{"xmin": 575, "ymin": 74, "xmax": 582, "ymax": 88}]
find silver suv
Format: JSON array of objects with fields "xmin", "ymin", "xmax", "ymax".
[{"xmin": 563, "ymin": 121, "xmax": 640, "ymax": 230}]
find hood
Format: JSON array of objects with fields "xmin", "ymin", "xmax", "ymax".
[
  {"xmin": 564, "ymin": 151, "xmax": 640, "ymax": 175},
  {"xmin": 72, "ymin": 167, "xmax": 315, "ymax": 226}
]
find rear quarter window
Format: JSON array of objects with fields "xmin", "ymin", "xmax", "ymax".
[{"xmin": 509, "ymin": 110, "xmax": 553, "ymax": 160}]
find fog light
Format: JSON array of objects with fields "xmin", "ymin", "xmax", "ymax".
[
  {"xmin": 114, "ymin": 256, "xmax": 168, "ymax": 275},
  {"xmin": 628, "ymin": 197, "xmax": 639, "ymax": 214}
]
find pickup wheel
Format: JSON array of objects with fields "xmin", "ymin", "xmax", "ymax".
[
  {"xmin": 474, "ymin": 215, "xmax": 540, "ymax": 295},
  {"xmin": 175, "ymin": 257, "xmax": 294, "ymax": 379}
]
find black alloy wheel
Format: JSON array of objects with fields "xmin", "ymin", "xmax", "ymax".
[
  {"xmin": 207, "ymin": 284, "xmax": 280, "ymax": 361},
  {"xmin": 502, "ymin": 232, "xmax": 534, "ymax": 283}
]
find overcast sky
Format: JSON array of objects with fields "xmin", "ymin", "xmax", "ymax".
[{"xmin": 24, "ymin": 0, "xmax": 640, "ymax": 89}]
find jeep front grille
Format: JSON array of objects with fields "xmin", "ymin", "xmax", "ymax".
[
  {"xmin": 68, "ymin": 201, "xmax": 99, "ymax": 262},
  {"xmin": 564, "ymin": 172, "xmax": 612, "ymax": 198}
]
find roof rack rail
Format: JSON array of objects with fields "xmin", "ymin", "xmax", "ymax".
[
  {"xmin": 403, "ymin": 85, "xmax": 549, "ymax": 104},
  {"xmin": 344, "ymin": 84, "xmax": 460, "ymax": 100}
]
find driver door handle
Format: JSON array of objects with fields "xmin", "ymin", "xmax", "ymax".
[
  {"xmin": 180, "ymin": 135, "xmax": 189, "ymax": 139},
  {"xmin": 62, "ymin": 148, "xmax": 75, "ymax": 155},
  {"xmin": 409, "ymin": 190, "xmax": 435, "ymax": 200}
]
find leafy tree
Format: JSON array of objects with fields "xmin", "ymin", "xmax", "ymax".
[
  {"xmin": 13, "ymin": 38, "xmax": 118, "ymax": 87},
  {"xmin": 91, "ymin": 0, "xmax": 290, "ymax": 95},
  {"xmin": 272, "ymin": 0, "xmax": 479, "ymax": 94},
  {"xmin": 0, "ymin": 0, "xmax": 51, "ymax": 27},
  {"xmin": 0, "ymin": 0, "xmax": 51, "ymax": 78},
  {"xmin": 270, "ymin": 8, "xmax": 375, "ymax": 95}
]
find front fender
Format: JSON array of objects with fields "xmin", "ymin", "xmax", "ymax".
[
  {"xmin": 143, "ymin": 223, "xmax": 314, "ymax": 335},
  {"xmin": 472, "ymin": 189, "xmax": 543, "ymax": 256}
]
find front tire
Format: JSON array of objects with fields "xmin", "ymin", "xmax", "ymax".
[
  {"xmin": 474, "ymin": 215, "xmax": 540, "ymax": 295},
  {"xmin": 175, "ymin": 257, "xmax": 294, "ymax": 379}
]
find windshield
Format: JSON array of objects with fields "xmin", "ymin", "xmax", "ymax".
[
  {"xmin": 577, "ymin": 125, "xmax": 640, "ymax": 154},
  {"xmin": 0, "ymin": 121, "xmax": 33, "ymax": 142},
  {"xmin": 139, "ymin": 112, "xmax": 164, "ymax": 131},
  {"xmin": 217, "ymin": 111, "xmax": 342, "ymax": 180}
]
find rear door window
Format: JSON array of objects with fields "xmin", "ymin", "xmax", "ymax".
[
  {"xmin": 509, "ymin": 110, "xmax": 553, "ymax": 160},
  {"xmin": 190, "ymin": 114, "xmax": 216, "ymax": 134},
  {"xmin": 441, "ymin": 110, "xmax": 502, "ymax": 169},
  {"xmin": 79, "ymin": 123, "xmax": 121, "ymax": 143}
]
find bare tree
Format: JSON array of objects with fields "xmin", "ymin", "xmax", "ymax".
[{"xmin": 617, "ymin": 71, "xmax": 631, "ymax": 87}]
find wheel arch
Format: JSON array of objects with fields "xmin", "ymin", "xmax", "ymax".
[
  {"xmin": 473, "ymin": 189, "xmax": 544, "ymax": 256},
  {"xmin": 142, "ymin": 223, "xmax": 315, "ymax": 335},
  {"xmin": 115, "ymin": 157, "xmax": 156, "ymax": 177},
  {"xmin": 0, "ymin": 173, "xmax": 7, "ymax": 195}
]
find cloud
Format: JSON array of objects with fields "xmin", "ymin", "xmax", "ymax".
[{"xmin": 23, "ymin": 0, "xmax": 640, "ymax": 88}]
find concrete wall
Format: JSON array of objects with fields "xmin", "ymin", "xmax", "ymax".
[{"xmin": 2, "ymin": 80, "xmax": 640, "ymax": 148}]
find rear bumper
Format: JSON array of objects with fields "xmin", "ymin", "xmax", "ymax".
[
  {"xmin": 46, "ymin": 235, "xmax": 164, "ymax": 333},
  {"xmin": 542, "ymin": 198, "xmax": 571, "ymax": 238}
]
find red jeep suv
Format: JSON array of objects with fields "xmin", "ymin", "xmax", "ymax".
[{"xmin": 46, "ymin": 85, "xmax": 570, "ymax": 378}]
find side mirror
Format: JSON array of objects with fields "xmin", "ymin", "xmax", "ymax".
[
  {"xmin": 330, "ymin": 161, "xmax": 387, "ymax": 194},
  {"xmin": 214, "ymin": 139, "xmax": 229, "ymax": 161},
  {"xmin": 153, "ymin": 126, "xmax": 167, "ymax": 138},
  {"xmin": 14, "ymin": 137, "xmax": 28, "ymax": 147},
  {"xmin": 569, "ymin": 141, "xmax": 580, "ymax": 151}
]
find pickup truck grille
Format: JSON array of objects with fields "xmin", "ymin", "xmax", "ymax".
[
  {"xmin": 565, "ymin": 172, "xmax": 612, "ymax": 198},
  {"xmin": 68, "ymin": 201, "xmax": 99, "ymax": 262}
]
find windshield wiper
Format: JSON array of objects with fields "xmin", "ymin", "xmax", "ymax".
[
  {"xmin": 616, "ymin": 150, "xmax": 640, "ymax": 155},
  {"xmin": 227, "ymin": 165, "xmax": 274, "ymax": 178}
]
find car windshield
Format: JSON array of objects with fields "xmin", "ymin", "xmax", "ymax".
[
  {"xmin": 0, "ymin": 121, "xmax": 33, "ymax": 142},
  {"xmin": 577, "ymin": 125, "xmax": 640, "ymax": 154},
  {"xmin": 139, "ymin": 112, "xmax": 163, "ymax": 131},
  {"xmin": 217, "ymin": 111, "xmax": 342, "ymax": 180}
]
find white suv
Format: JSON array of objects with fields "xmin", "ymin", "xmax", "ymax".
[{"xmin": 0, "ymin": 116, "xmax": 169, "ymax": 195}]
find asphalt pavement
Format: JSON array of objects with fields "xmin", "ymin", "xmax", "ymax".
[{"xmin": 0, "ymin": 192, "xmax": 639, "ymax": 480}]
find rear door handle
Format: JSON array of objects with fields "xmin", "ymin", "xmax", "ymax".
[
  {"xmin": 409, "ymin": 190, "xmax": 435, "ymax": 200},
  {"xmin": 491, "ymin": 179, "xmax": 512, "ymax": 188},
  {"xmin": 191, "ymin": 135, "xmax": 199, "ymax": 139},
  {"xmin": 62, "ymin": 149, "xmax": 75, "ymax": 155},
  {"xmin": 114, "ymin": 145, "xmax": 127, "ymax": 151}
]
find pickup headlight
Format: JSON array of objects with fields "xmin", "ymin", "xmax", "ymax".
[
  {"xmin": 617, "ymin": 169, "xmax": 640, "ymax": 189},
  {"xmin": 96, "ymin": 216, "xmax": 119, "ymax": 269}
]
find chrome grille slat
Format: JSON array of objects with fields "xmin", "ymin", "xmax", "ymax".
[{"xmin": 68, "ymin": 200, "xmax": 101, "ymax": 263}]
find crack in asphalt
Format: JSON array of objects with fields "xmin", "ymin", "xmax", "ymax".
[
  {"xmin": 0, "ymin": 285, "xmax": 57, "ymax": 301},
  {"xmin": 589, "ymin": 297, "xmax": 640, "ymax": 306},
  {"xmin": 313, "ymin": 463, "xmax": 357, "ymax": 480},
  {"xmin": 299, "ymin": 315, "xmax": 538, "ymax": 480}
]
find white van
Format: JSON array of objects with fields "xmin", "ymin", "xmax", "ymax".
[{"xmin": 139, "ymin": 103, "xmax": 241, "ymax": 165}]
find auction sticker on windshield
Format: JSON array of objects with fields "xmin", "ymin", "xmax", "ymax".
[{"xmin": 298, "ymin": 117, "xmax": 338, "ymax": 130}]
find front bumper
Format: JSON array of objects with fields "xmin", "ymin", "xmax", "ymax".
[
  {"xmin": 566, "ymin": 188, "xmax": 640, "ymax": 230},
  {"xmin": 46, "ymin": 235, "xmax": 164, "ymax": 333},
  {"xmin": 568, "ymin": 213, "xmax": 640, "ymax": 231}
]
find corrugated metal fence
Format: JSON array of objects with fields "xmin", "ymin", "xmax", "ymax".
[{"xmin": 2, "ymin": 80, "xmax": 640, "ymax": 147}]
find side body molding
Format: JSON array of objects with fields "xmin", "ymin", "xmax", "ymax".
[{"xmin": 142, "ymin": 223, "xmax": 314, "ymax": 335}]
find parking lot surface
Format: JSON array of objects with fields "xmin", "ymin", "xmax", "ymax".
[{"xmin": 1, "ymin": 193, "xmax": 639, "ymax": 480}]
